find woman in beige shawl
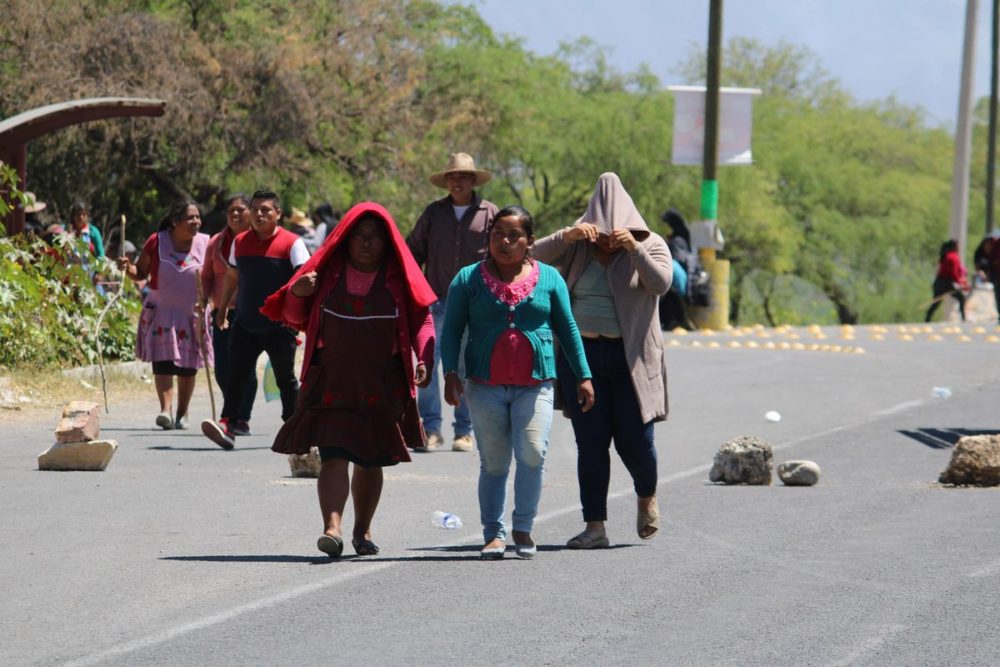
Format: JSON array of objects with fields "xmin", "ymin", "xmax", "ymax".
[{"xmin": 534, "ymin": 172, "xmax": 672, "ymax": 548}]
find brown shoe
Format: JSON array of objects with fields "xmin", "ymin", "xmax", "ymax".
[
  {"xmin": 452, "ymin": 433, "xmax": 474, "ymax": 452},
  {"xmin": 637, "ymin": 496, "xmax": 660, "ymax": 540}
]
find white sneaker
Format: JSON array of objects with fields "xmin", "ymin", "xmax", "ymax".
[
  {"xmin": 452, "ymin": 434, "xmax": 474, "ymax": 452},
  {"xmin": 201, "ymin": 419, "xmax": 235, "ymax": 450},
  {"xmin": 155, "ymin": 412, "xmax": 174, "ymax": 430},
  {"xmin": 174, "ymin": 415, "xmax": 189, "ymax": 430},
  {"xmin": 426, "ymin": 431, "xmax": 444, "ymax": 449}
]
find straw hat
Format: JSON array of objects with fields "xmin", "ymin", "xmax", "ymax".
[
  {"xmin": 23, "ymin": 192, "xmax": 47, "ymax": 214},
  {"xmin": 287, "ymin": 207, "xmax": 314, "ymax": 229},
  {"xmin": 428, "ymin": 153, "xmax": 492, "ymax": 189}
]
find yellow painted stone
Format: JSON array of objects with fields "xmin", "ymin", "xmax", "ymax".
[
  {"xmin": 763, "ymin": 341, "xmax": 776, "ymax": 349},
  {"xmin": 690, "ymin": 340, "xmax": 703, "ymax": 347},
  {"xmin": 707, "ymin": 341, "xmax": 720, "ymax": 348},
  {"xmin": 928, "ymin": 334, "xmax": 943, "ymax": 341},
  {"xmin": 745, "ymin": 341, "xmax": 759, "ymax": 349},
  {"xmin": 872, "ymin": 334, "xmax": 885, "ymax": 341},
  {"xmin": 974, "ymin": 326, "xmax": 986, "ymax": 334},
  {"xmin": 778, "ymin": 342, "xmax": 791, "ymax": 350},
  {"xmin": 986, "ymin": 335, "xmax": 1000, "ymax": 343},
  {"xmin": 727, "ymin": 341, "xmax": 742, "ymax": 348},
  {"xmin": 854, "ymin": 347, "xmax": 867, "ymax": 354},
  {"xmin": 792, "ymin": 342, "xmax": 806, "ymax": 350},
  {"xmin": 958, "ymin": 335, "xmax": 972, "ymax": 342},
  {"xmin": 667, "ymin": 339, "xmax": 681, "ymax": 347},
  {"xmin": 899, "ymin": 334, "xmax": 913, "ymax": 341}
]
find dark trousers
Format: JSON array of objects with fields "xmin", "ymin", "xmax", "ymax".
[
  {"xmin": 558, "ymin": 337, "xmax": 657, "ymax": 523},
  {"xmin": 222, "ymin": 323, "xmax": 299, "ymax": 422},
  {"xmin": 925, "ymin": 276, "xmax": 966, "ymax": 322},
  {"xmin": 211, "ymin": 310, "xmax": 257, "ymax": 421}
]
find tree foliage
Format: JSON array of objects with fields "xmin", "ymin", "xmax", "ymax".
[{"xmin": 1, "ymin": 5, "xmax": 989, "ymax": 355}]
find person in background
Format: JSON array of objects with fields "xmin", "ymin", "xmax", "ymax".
[
  {"xmin": 200, "ymin": 193, "xmax": 257, "ymax": 436},
  {"xmin": 117, "ymin": 199, "xmax": 212, "ymax": 430},
  {"xmin": 312, "ymin": 203, "xmax": 339, "ymax": 246},
  {"xmin": 68, "ymin": 202, "xmax": 105, "ymax": 258},
  {"xmin": 407, "ymin": 152, "xmax": 497, "ymax": 453},
  {"xmin": 286, "ymin": 207, "xmax": 323, "ymax": 254},
  {"xmin": 973, "ymin": 230, "xmax": 1000, "ymax": 323},
  {"xmin": 202, "ymin": 189, "xmax": 309, "ymax": 449},
  {"xmin": 925, "ymin": 239, "xmax": 969, "ymax": 322},
  {"xmin": 534, "ymin": 172, "xmax": 672, "ymax": 549},
  {"xmin": 441, "ymin": 205, "xmax": 594, "ymax": 559},
  {"xmin": 659, "ymin": 208, "xmax": 696, "ymax": 331},
  {"xmin": 21, "ymin": 191, "xmax": 48, "ymax": 236},
  {"xmin": 261, "ymin": 202, "xmax": 435, "ymax": 558}
]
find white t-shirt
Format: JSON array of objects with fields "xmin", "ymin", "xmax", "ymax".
[{"xmin": 453, "ymin": 204, "xmax": 470, "ymax": 221}]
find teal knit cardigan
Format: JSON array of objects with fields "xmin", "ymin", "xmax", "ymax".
[{"xmin": 441, "ymin": 261, "xmax": 591, "ymax": 383}]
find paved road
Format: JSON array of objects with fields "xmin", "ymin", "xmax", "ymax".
[{"xmin": 2, "ymin": 323, "xmax": 999, "ymax": 666}]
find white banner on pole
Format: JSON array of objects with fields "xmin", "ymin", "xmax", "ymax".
[{"xmin": 668, "ymin": 86, "xmax": 761, "ymax": 166}]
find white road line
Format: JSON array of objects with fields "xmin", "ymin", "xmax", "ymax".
[
  {"xmin": 967, "ymin": 558, "xmax": 1000, "ymax": 578},
  {"xmin": 64, "ymin": 399, "xmax": 916, "ymax": 666},
  {"xmin": 825, "ymin": 624, "xmax": 907, "ymax": 667},
  {"xmin": 875, "ymin": 399, "xmax": 926, "ymax": 416}
]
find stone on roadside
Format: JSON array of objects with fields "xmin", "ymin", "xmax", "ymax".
[
  {"xmin": 288, "ymin": 448, "xmax": 322, "ymax": 478},
  {"xmin": 939, "ymin": 435, "xmax": 1000, "ymax": 486},
  {"xmin": 38, "ymin": 439, "xmax": 118, "ymax": 471},
  {"xmin": 55, "ymin": 401, "xmax": 102, "ymax": 443},
  {"xmin": 778, "ymin": 460, "xmax": 821, "ymax": 486},
  {"xmin": 709, "ymin": 435, "xmax": 773, "ymax": 485}
]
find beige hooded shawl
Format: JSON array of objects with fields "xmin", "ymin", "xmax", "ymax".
[{"xmin": 534, "ymin": 172, "xmax": 673, "ymax": 423}]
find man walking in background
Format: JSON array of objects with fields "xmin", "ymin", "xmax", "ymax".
[
  {"xmin": 407, "ymin": 153, "xmax": 497, "ymax": 452},
  {"xmin": 203, "ymin": 189, "xmax": 309, "ymax": 449}
]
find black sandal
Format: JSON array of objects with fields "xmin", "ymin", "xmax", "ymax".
[
  {"xmin": 352, "ymin": 537, "xmax": 380, "ymax": 556},
  {"xmin": 317, "ymin": 534, "xmax": 344, "ymax": 558}
]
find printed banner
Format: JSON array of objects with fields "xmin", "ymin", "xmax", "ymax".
[{"xmin": 669, "ymin": 86, "xmax": 761, "ymax": 166}]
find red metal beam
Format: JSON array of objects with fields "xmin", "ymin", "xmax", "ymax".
[{"xmin": 1, "ymin": 97, "xmax": 166, "ymax": 235}]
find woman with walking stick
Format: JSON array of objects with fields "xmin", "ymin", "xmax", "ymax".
[{"xmin": 118, "ymin": 199, "xmax": 213, "ymax": 429}]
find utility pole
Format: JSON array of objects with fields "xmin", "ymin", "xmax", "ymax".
[
  {"xmin": 950, "ymin": 0, "xmax": 978, "ymax": 257},
  {"xmin": 701, "ymin": 0, "xmax": 722, "ymax": 239},
  {"xmin": 987, "ymin": 0, "xmax": 998, "ymax": 235}
]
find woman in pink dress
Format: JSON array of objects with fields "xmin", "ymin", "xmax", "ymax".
[{"xmin": 118, "ymin": 199, "xmax": 213, "ymax": 430}]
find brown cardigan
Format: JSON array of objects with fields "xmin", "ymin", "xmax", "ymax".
[{"xmin": 533, "ymin": 173, "xmax": 673, "ymax": 423}]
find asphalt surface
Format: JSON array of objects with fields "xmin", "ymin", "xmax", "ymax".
[{"xmin": 2, "ymin": 322, "xmax": 999, "ymax": 666}]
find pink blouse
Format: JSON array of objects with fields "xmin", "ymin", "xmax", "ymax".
[{"xmin": 478, "ymin": 261, "xmax": 541, "ymax": 386}]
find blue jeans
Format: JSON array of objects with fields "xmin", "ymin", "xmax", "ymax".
[
  {"xmin": 464, "ymin": 380, "xmax": 554, "ymax": 542},
  {"xmin": 418, "ymin": 299, "xmax": 473, "ymax": 437},
  {"xmin": 558, "ymin": 338, "xmax": 657, "ymax": 523}
]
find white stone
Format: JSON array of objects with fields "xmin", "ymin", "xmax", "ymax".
[
  {"xmin": 709, "ymin": 435, "xmax": 773, "ymax": 485},
  {"xmin": 778, "ymin": 460, "xmax": 821, "ymax": 486},
  {"xmin": 55, "ymin": 401, "xmax": 102, "ymax": 443},
  {"xmin": 288, "ymin": 448, "xmax": 322, "ymax": 478},
  {"xmin": 38, "ymin": 439, "xmax": 118, "ymax": 471},
  {"xmin": 939, "ymin": 435, "xmax": 1000, "ymax": 486}
]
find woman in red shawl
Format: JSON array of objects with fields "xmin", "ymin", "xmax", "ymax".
[{"xmin": 261, "ymin": 202, "xmax": 436, "ymax": 558}]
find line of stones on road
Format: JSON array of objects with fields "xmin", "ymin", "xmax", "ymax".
[
  {"xmin": 708, "ymin": 435, "xmax": 821, "ymax": 487},
  {"xmin": 37, "ymin": 401, "xmax": 118, "ymax": 471},
  {"xmin": 664, "ymin": 322, "xmax": 1000, "ymax": 353}
]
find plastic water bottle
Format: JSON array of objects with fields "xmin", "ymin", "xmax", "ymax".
[
  {"xmin": 430, "ymin": 511, "xmax": 462, "ymax": 529},
  {"xmin": 931, "ymin": 387, "xmax": 952, "ymax": 399}
]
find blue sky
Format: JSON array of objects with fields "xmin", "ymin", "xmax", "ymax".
[{"xmin": 463, "ymin": 0, "xmax": 993, "ymax": 129}]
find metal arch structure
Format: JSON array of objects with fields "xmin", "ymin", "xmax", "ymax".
[{"xmin": 0, "ymin": 97, "xmax": 166, "ymax": 235}]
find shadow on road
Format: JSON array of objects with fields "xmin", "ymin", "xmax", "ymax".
[
  {"xmin": 161, "ymin": 554, "xmax": 329, "ymax": 564},
  {"xmin": 147, "ymin": 445, "xmax": 272, "ymax": 451},
  {"xmin": 897, "ymin": 427, "xmax": 1000, "ymax": 449}
]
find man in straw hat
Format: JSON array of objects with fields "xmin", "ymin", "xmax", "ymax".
[{"xmin": 406, "ymin": 153, "xmax": 497, "ymax": 452}]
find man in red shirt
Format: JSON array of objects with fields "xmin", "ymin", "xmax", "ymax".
[{"xmin": 203, "ymin": 190, "xmax": 309, "ymax": 449}]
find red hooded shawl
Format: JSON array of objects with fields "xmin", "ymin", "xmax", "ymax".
[{"xmin": 260, "ymin": 202, "xmax": 437, "ymax": 381}]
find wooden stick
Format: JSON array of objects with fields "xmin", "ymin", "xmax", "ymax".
[{"xmin": 194, "ymin": 269, "xmax": 217, "ymax": 422}]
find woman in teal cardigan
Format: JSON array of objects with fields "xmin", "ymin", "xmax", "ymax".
[{"xmin": 441, "ymin": 205, "xmax": 594, "ymax": 559}]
